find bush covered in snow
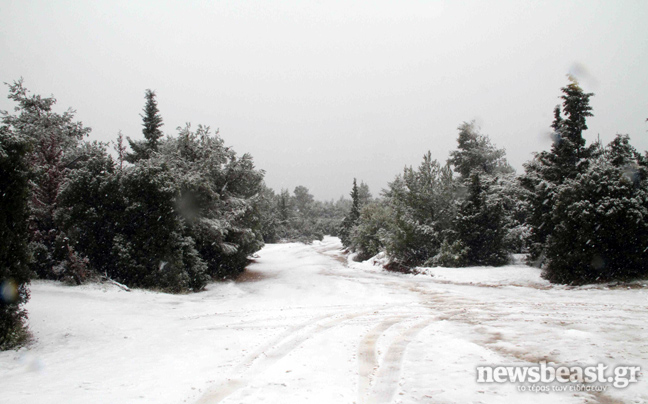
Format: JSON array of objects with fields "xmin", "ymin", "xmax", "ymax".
[{"xmin": 349, "ymin": 200, "xmax": 392, "ymax": 261}]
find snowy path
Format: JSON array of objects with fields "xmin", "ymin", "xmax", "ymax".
[{"xmin": 1, "ymin": 236, "xmax": 647, "ymax": 403}]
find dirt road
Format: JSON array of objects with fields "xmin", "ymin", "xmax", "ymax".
[
  {"xmin": 195, "ymin": 238, "xmax": 648, "ymax": 404},
  {"xmin": 2, "ymin": 237, "xmax": 646, "ymax": 404}
]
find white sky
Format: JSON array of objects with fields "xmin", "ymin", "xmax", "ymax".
[{"xmin": 1, "ymin": 0, "xmax": 647, "ymax": 200}]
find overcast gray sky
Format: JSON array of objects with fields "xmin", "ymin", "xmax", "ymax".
[{"xmin": 1, "ymin": 0, "xmax": 647, "ymax": 200}]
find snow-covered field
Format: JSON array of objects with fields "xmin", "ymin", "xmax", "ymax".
[{"xmin": 1, "ymin": 236, "xmax": 647, "ymax": 404}]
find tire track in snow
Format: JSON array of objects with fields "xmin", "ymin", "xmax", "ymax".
[
  {"xmin": 196, "ymin": 306, "xmax": 389, "ymax": 403},
  {"xmin": 365, "ymin": 317, "xmax": 436, "ymax": 404},
  {"xmin": 357, "ymin": 316, "xmax": 405, "ymax": 404}
]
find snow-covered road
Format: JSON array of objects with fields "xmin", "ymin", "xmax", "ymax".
[{"xmin": 1, "ymin": 237, "xmax": 647, "ymax": 403}]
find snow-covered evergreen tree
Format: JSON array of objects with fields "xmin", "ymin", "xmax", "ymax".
[
  {"xmin": 447, "ymin": 121, "xmax": 513, "ymax": 180},
  {"xmin": 2, "ymin": 80, "xmax": 89, "ymax": 280},
  {"xmin": 339, "ymin": 179, "xmax": 361, "ymax": 248},
  {"xmin": 455, "ymin": 173, "xmax": 509, "ymax": 266},
  {"xmin": 0, "ymin": 123, "xmax": 31, "ymax": 349},
  {"xmin": 383, "ymin": 152, "xmax": 456, "ymax": 266},
  {"xmin": 158, "ymin": 123, "xmax": 265, "ymax": 280},
  {"xmin": 349, "ymin": 200, "xmax": 392, "ymax": 261},
  {"xmin": 543, "ymin": 135, "xmax": 648, "ymax": 284},
  {"xmin": 521, "ymin": 77, "xmax": 597, "ymax": 263}
]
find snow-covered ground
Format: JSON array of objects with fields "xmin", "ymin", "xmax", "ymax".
[{"xmin": 1, "ymin": 236, "xmax": 647, "ymax": 404}]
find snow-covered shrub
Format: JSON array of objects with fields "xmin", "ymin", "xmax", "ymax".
[
  {"xmin": 112, "ymin": 162, "xmax": 208, "ymax": 290},
  {"xmin": 159, "ymin": 124, "xmax": 265, "ymax": 280},
  {"xmin": 58, "ymin": 146, "xmax": 210, "ymax": 292},
  {"xmin": 487, "ymin": 173, "xmax": 530, "ymax": 253},
  {"xmin": 350, "ymin": 201, "xmax": 392, "ymax": 261},
  {"xmin": 430, "ymin": 239, "xmax": 468, "ymax": 267}
]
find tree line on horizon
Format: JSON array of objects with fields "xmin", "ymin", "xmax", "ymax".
[{"xmin": 1, "ymin": 77, "xmax": 647, "ymax": 349}]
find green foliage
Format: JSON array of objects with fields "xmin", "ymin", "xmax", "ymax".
[
  {"xmin": 339, "ymin": 179, "xmax": 361, "ymax": 247},
  {"xmin": 350, "ymin": 201, "xmax": 392, "ymax": 261},
  {"xmin": 431, "ymin": 239, "xmax": 469, "ymax": 267},
  {"xmin": 256, "ymin": 185, "xmax": 280, "ymax": 243},
  {"xmin": 382, "ymin": 152, "xmax": 456, "ymax": 266},
  {"xmin": 268, "ymin": 186, "xmax": 343, "ymax": 243},
  {"xmin": 55, "ymin": 100, "xmax": 266, "ymax": 290},
  {"xmin": 56, "ymin": 142, "xmax": 121, "ymax": 280},
  {"xmin": 58, "ymin": 146, "xmax": 210, "ymax": 291},
  {"xmin": 522, "ymin": 78, "xmax": 597, "ymax": 263},
  {"xmin": 447, "ymin": 121, "xmax": 513, "ymax": 180},
  {"xmin": 487, "ymin": 173, "xmax": 530, "ymax": 253},
  {"xmin": 2, "ymin": 80, "xmax": 89, "ymax": 280},
  {"xmin": 455, "ymin": 174, "xmax": 509, "ymax": 266},
  {"xmin": 113, "ymin": 162, "xmax": 192, "ymax": 288},
  {"xmin": 0, "ymin": 125, "xmax": 32, "ymax": 349},
  {"xmin": 158, "ymin": 124, "xmax": 265, "ymax": 280},
  {"xmin": 543, "ymin": 137, "xmax": 648, "ymax": 284}
]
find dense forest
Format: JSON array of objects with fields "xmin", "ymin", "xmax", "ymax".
[{"xmin": 1, "ymin": 77, "xmax": 647, "ymax": 349}]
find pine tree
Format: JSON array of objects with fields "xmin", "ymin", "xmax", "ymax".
[
  {"xmin": 293, "ymin": 185, "xmax": 314, "ymax": 216},
  {"xmin": 277, "ymin": 189, "xmax": 293, "ymax": 225},
  {"xmin": 544, "ymin": 77, "xmax": 596, "ymax": 183},
  {"xmin": 113, "ymin": 130, "xmax": 126, "ymax": 170},
  {"xmin": 126, "ymin": 89, "xmax": 164, "ymax": 163},
  {"xmin": 339, "ymin": 179, "xmax": 361, "ymax": 247},
  {"xmin": 357, "ymin": 181, "xmax": 372, "ymax": 206},
  {"xmin": 543, "ymin": 136, "xmax": 648, "ymax": 284},
  {"xmin": 382, "ymin": 153, "xmax": 456, "ymax": 266},
  {"xmin": 522, "ymin": 77, "xmax": 596, "ymax": 263},
  {"xmin": 159, "ymin": 123, "xmax": 265, "ymax": 280},
  {"xmin": 141, "ymin": 89, "xmax": 164, "ymax": 149},
  {"xmin": 456, "ymin": 173, "xmax": 509, "ymax": 266},
  {"xmin": 2, "ymin": 80, "xmax": 89, "ymax": 280},
  {"xmin": 349, "ymin": 179, "xmax": 361, "ymax": 224},
  {"xmin": 448, "ymin": 121, "xmax": 513, "ymax": 180},
  {"xmin": 350, "ymin": 201, "xmax": 392, "ymax": 261}
]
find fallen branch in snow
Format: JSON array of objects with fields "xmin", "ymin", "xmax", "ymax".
[{"xmin": 101, "ymin": 273, "xmax": 130, "ymax": 292}]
